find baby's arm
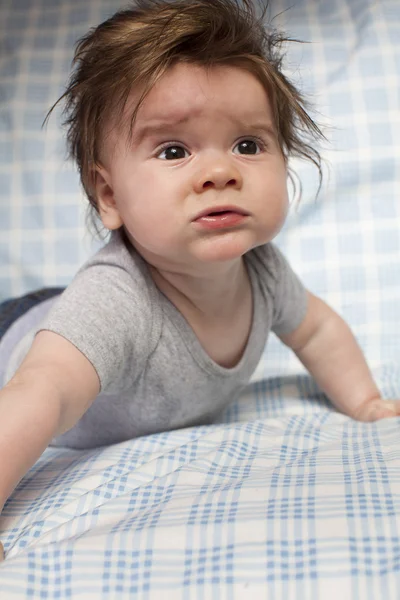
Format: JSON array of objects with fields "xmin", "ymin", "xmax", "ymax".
[
  {"xmin": 0, "ymin": 330, "xmax": 100, "ymax": 521},
  {"xmin": 279, "ymin": 291, "xmax": 400, "ymax": 421}
]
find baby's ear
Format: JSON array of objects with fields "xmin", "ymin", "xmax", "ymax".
[{"xmin": 94, "ymin": 166, "xmax": 123, "ymax": 230}]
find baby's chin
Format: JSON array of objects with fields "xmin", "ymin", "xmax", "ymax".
[{"xmin": 189, "ymin": 230, "xmax": 269, "ymax": 263}]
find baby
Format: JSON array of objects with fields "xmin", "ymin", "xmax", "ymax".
[{"xmin": 0, "ymin": 0, "xmax": 399, "ymax": 545}]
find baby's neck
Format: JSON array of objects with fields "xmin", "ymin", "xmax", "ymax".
[
  {"xmin": 149, "ymin": 258, "xmax": 248, "ymax": 320},
  {"xmin": 149, "ymin": 258, "xmax": 253, "ymax": 368}
]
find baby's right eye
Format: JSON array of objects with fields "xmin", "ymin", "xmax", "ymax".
[{"xmin": 157, "ymin": 145, "xmax": 189, "ymax": 160}]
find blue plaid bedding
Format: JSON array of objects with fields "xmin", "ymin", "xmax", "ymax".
[
  {"xmin": 1, "ymin": 390, "xmax": 400, "ymax": 598},
  {"xmin": 0, "ymin": 0, "xmax": 400, "ymax": 597}
]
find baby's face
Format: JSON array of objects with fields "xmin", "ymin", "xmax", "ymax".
[{"xmin": 96, "ymin": 62, "xmax": 288, "ymax": 271}]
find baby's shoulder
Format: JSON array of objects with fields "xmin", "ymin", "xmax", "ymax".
[
  {"xmin": 246, "ymin": 242, "xmax": 289, "ymax": 281},
  {"xmin": 73, "ymin": 230, "xmax": 155, "ymax": 307},
  {"xmin": 41, "ymin": 231, "xmax": 163, "ymax": 388}
]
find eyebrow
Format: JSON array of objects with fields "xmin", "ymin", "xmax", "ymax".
[
  {"xmin": 131, "ymin": 117, "xmax": 191, "ymax": 145},
  {"xmin": 241, "ymin": 122, "xmax": 277, "ymax": 138},
  {"xmin": 131, "ymin": 117, "xmax": 277, "ymax": 146}
]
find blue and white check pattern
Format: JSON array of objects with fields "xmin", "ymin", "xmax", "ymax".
[
  {"xmin": 1, "ymin": 0, "xmax": 400, "ymax": 597},
  {"xmin": 2, "ymin": 397, "xmax": 400, "ymax": 598}
]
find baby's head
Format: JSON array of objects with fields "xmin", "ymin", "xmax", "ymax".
[{"xmin": 50, "ymin": 0, "xmax": 323, "ymax": 228}]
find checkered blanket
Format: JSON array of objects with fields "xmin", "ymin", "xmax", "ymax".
[{"xmin": 1, "ymin": 0, "xmax": 400, "ymax": 597}]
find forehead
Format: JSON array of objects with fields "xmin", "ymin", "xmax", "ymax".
[{"xmin": 118, "ymin": 63, "xmax": 274, "ymax": 141}]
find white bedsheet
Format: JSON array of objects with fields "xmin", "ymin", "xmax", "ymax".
[{"xmin": 1, "ymin": 381, "xmax": 400, "ymax": 598}]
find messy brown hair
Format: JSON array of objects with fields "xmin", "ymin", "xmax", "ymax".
[{"xmin": 45, "ymin": 0, "xmax": 324, "ymax": 226}]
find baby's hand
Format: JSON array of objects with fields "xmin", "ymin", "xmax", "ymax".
[
  {"xmin": 0, "ymin": 542, "xmax": 4, "ymax": 561},
  {"xmin": 353, "ymin": 398, "xmax": 400, "ymax": 422}
]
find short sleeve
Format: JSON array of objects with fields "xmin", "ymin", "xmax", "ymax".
[
  {"xmin": 268, "ymin": 244, "xmax": 308, "ymax": 336},
  {"xmin": 39, "ymin": 262, "xmax": 157, "ymax": 393}
]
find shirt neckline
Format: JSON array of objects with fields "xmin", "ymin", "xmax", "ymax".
[{"xmin": 147, "ymin": 254, "xmax": 264, "ymax": 378}]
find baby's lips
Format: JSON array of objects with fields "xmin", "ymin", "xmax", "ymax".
[{"xmin": 193, "ymin": 205, "xmax": 249, "ymax": 221}]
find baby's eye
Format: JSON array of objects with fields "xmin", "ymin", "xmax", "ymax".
[
  {"xmin": 233, "ymin": 139, "xmax": 262, "ymax": 155},
  {"xmin": 157, "ymin": 145, "xmax": 189, "ymax": 160}
]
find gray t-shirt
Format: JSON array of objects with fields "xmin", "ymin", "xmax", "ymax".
[{"xmin": 7, "ymin": 230, "xmax": 308, "ymax": 449}]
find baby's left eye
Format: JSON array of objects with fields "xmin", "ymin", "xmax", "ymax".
[{"xmin": 233, "ymin": 140, "xmax": 262, "ymax": 155}]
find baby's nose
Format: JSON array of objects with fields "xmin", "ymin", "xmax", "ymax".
[{"xmin": 193, "ymin": 155, "xmax": 243, "ymax": 193}]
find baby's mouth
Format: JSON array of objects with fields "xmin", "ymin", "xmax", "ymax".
[
  {"xmin": 193, "ymin": 206, "xmax": 249, "ymax": 221},
  {"xmin": 192, "ymin": 207, "xmax": 250, "ymax": 229}
]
